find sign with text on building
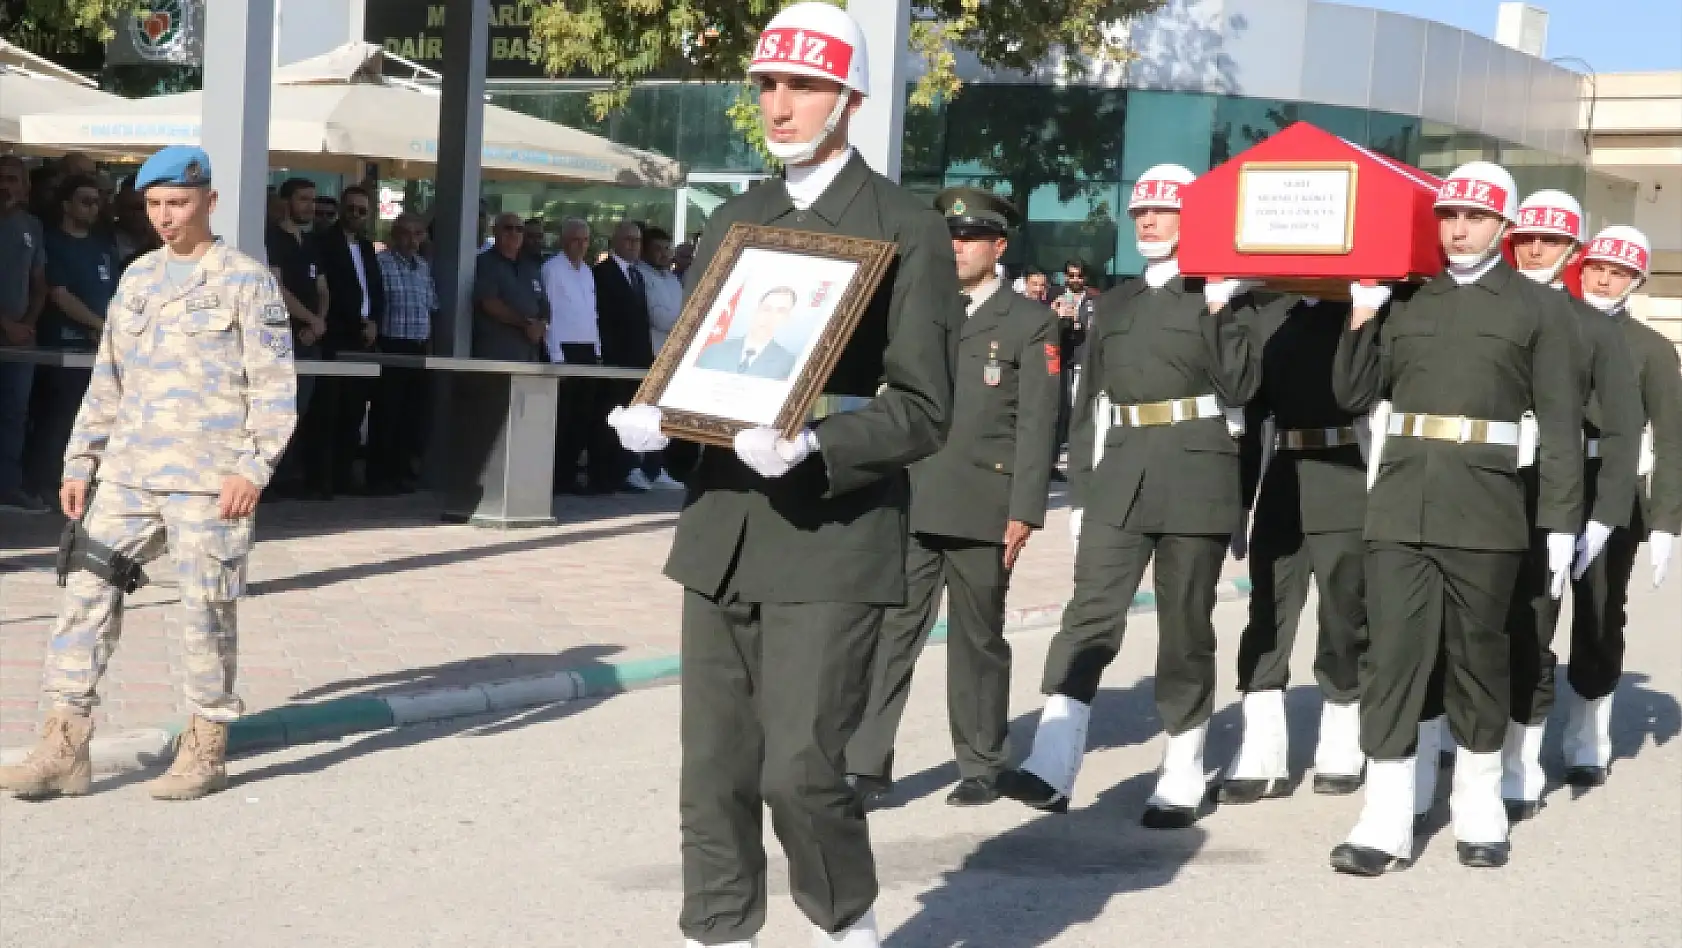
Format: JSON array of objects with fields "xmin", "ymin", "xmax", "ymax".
[
  {"xmin": 364, "ymin": 0, "xmax": 553, "ymax": 79},
  {"xmin": 1234, "ymin": 161, "xmax": 1359, "ymax": 255}
]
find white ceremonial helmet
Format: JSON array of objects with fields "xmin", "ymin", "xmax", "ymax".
[
  {"xmin": 1581, "ymin": 225, "xmax": 1652, "ymax": 311},
  {"xmin": 1130, "ymin": 164, "xmax": 1196, "ymax": 260},
  {"xmin": 1435, "ymin": 161, "xmax": 1518, "ymax": 268},
  {"xmin": 1513, "ymin": 189, "xmax": 1585, "ymax": 284},
  {"xmin": 748, "ymin": 3, "xmax": 869, "ymax": 166}
]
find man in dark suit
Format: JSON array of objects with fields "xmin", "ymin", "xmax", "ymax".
[
  {"xmin": 594, "ymin": 219, "xmax": 658, "ymax": 491},
  {"xmin": 845, "ymin": 188, "xmax": 1060, "ymax": 808},
  {"xmin": 693, "ymin": 286, "xmax": 803, "ymax": 381},
  {"xmin": 313, "ymin": 185, "xmax": 385, "ymax": 493}
]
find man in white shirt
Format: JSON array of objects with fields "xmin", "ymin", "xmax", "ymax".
[{"xmin": 541, "ymin": 218, "xmax": 615, "ymax": 494}]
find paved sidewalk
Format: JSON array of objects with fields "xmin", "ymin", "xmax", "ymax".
[{"xmin": 2, "ymin": 484, "xmax": 1243, "ymax": 743}]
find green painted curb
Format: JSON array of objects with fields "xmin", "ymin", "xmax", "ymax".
[{"xmin": 572, "ymin": 655, "xmax": 683, "ymax": 695}]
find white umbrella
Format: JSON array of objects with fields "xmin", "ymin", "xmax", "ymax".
[
  {"xmin": 0, "ymin": 66, "xmax": 131, "ymax": 149},
  {"xmin": 20, "ymin": 72, "xmax": 682, "ymax": 187}
]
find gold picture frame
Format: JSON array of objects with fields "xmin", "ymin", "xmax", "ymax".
[
  {"xmin": 632, "ymin": 223, "xmax": 897, "ymax": 447},
  {"xmin": 1234, "ymin": 160, "xmax": 1360, "ymax": 255}
]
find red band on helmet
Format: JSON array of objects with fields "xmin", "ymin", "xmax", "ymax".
[
  {"xmin": 1438, "ymin": 177, "xmax": 1509, "ymax": 214},
  {"xmin": 1131, "ymin": 179, "xmax": 1181, "ymax": 207},
  {"xmin": 1514, "ymin": 206, "xmax": 1581, "ymax": 237},
  {"xmin": 1585, "ymin": 237, "xmax": 1649, "ymax": 273},
  {"xmin": 751, "ymin": 28, "xmax": 854, "ymax": 83}
]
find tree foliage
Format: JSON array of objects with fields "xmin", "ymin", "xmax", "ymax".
[
  {"xmin": 528, "ymin": 0, "xmax": 1165, "ymax": 159},
  {"xmin": 1, "ymin": 0, "xmax": 138, "ymax": 44}
]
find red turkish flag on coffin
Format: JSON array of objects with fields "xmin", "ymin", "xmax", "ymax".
[{"xmin": 1180, "ymin": 122, "xmax": 1445, "ymax": 296}]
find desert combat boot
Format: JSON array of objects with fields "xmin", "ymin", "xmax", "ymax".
[
  {"xmin": 148, "ymin": 716, "xmax": 230, "ymax": 800},
  {"xmin": 0, "ymin": 709, "xmax": 94, "ymax": 798}
]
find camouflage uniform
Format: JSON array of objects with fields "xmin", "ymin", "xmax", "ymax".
[{"xmin": 44, "ymin": 239, "xmax": 296, "ymax": 723}]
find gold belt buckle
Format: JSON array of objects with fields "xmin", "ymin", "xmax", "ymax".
[{"xmin": 1135, "ymin": 402, "xmax": 1174, "ymax": 426}]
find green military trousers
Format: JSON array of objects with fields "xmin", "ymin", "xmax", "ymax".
[
  {"xmin": 1237, "ymin": 527, "xmax": 1367, "ymax": 703},
  {"xmin": 1566, "ymin": 508, "xmax": 1646, "ymax": 702},
  {"xmin": 1042, "ymin": 524, "xmax": 1228, "ymax": 735},
  {"xmin": 846, "ymin": 532, "xmax": 1013, "ymax": 782},
  {"xmin": 677, "ymin": 590, "xmax": 881, "ymax": 944},
  {"xmin": 1359, "ymin": 542, "xmax": 1523, "ymax": 759}
]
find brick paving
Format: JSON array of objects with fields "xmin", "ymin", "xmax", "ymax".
[{"xmin": 1, "ymin": 481, "xmax": 1240, "ymax": 744}]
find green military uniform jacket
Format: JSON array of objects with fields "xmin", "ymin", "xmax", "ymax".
[
  {"xmin": 1240, "ymin": 297, "xmax": 1367, "ymax": 536},
  {"xmin": 1616, "ymin": 310, "xmax": 1682, "ymax": 535},
  {"xmin": 1555, "ymin": 291, "xmax": 1643, "ymax": 528},
  {"xmin": 663, "ymin": 154, "xmax": 964, "ymax": 604},
  {"xmin": 909, "ymin": 284, "xmax": 1061, "ymax": 542},
  {"xmin": 1332, "ymin": 262, "xmax": 1585, "ymax": 551},
  {"xmin": 1068, "ymin": 275, "xmax": 1261, "ymax": 535}
]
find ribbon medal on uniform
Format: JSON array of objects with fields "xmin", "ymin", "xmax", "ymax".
[
  {"xmin": 258, "ymin": 329, "xmax": 293, "ymax": 358},
  {"xmin": 261, "ymin": 302, "xmax": 290, "ymax": 327},
  {"xmin": 184, "ymin": 292, "xmax": 221, "ymax": 312},
  {"xmin": 983, "ymin": 340, "xmax": 1001, "ymax": 387}
]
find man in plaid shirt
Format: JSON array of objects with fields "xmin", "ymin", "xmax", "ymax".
[{"xmin": 370, "ymin": 212, "xmax": 435, "ymax": 492}]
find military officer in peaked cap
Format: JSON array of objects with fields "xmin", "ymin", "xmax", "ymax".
[
  {"xmin": 845, "ymin": 188, "xmax": 1061, "ymax": 808},
  {"xmin": 0, "ymin": 146, "xmax": 296, "ymax": 803}
]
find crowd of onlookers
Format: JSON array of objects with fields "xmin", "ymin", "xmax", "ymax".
[{"xmin": 2, "ymin": 150, "xmax": 1109, "ymax": 513}]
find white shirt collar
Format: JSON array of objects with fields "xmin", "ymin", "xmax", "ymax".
[
  {"xmin": 964, "ymin": 278, "xmax": 1001, "ymax": 316},
  {"xmin": 1143, "ymin": 257, "xmax": 1181, "ymax": 289},
  {"xmin": 612, "ymin": 253, "xmax": 635, "ymax": 278},
  {"xmin": 784, "ymin": 147, "xmax": 856, "ymax": 211}
]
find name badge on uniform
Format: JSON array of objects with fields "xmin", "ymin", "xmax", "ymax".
[
  {"xmin": 308, "ymin": 264, "xmax": 317, "ymax": 279},
  {"xmin": 184, "ymin": 292, "xmax": 221, "ymax": 311},
  {"xmin": 98, "ymin": 259, "xmax": 111, "ymax": 283},
  {"xmin": 21, "ymin": 232, "xmax": 31, "ymax": 249},
  {"xmin": 983, "ymin": 340, "xmax": 1002, "ymax": 387},
  {"xmin": 532, "ymin": 278, "xmax": 542, "ymax": 294}
]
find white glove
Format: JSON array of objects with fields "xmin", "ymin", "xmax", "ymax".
[
  {"xmin": 1652, "ymin": 531, "xmax": 1676, "ymax": 588},
  {"xmin": 733, "ymin": 426, "xmax": 816, "ymax": 479},
  {"xmin": 1203, "ymin": 278, "xmax": 1260, "ymax": 309},
  {"xmin": 607, "ymin": 404, "xmax": 668, "ymax": 452},
  {"xmin": 1349, "ymin": 282, "xmax": 1392, "ymax": 311},
  {"xmin": 1546, "ymin": 532, "xmax": 1575, "ymax": 599},
  {"xmin": 1068, "ymin": 508, "xmax": 1084, "ymax": 550},
  {"xmin": 1572, "ymin": 521, "xmax": 1614, "ymax": 580},
  {"xmin": 1231, "ymin": 508, "xmax": 1250, "ymax": 561}
]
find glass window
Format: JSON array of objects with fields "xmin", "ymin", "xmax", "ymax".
[
  {"xmin": 1365, "ymin": 111, "xmax": 1423, "ymax": 165},
  {"xmin": 1122, "ymin": 90, "xmax": 1216, "ymax": 180},
  {"xmin": 1023, "ymin": 181, "xmax": 1122, "ymax": 284},
  {"xmin": 1210, "ymin": 96, "xmax": 1369, "ymax": 165}
]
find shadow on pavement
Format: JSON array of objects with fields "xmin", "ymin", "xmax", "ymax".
[
  {"xmin": 247, "ymin": 516, "xmax": 675, "ymax": 596},
  {"xmin": 886, "ymin": 679, "xmax": 1217, "ymax": 948}
]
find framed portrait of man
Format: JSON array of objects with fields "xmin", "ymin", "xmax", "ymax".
[{"xmin": 633, "ymin": 223, "xmax": 895, "ymax": 446}]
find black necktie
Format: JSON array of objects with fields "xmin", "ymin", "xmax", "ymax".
[{"xmin": 628, "ymin": 266, "xmax": 645, "ymax": 295}]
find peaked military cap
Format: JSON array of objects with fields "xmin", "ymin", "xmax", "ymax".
[
  {"xmin": 934, "ymin": 187, "xmax": 1019, "ymax": 238},
  {"xmin": 135, "ymin": 145, "xmax": 213, "ymax": 190}
]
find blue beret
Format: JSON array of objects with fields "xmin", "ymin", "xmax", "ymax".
[{"xmin": 135, "ymin": 145, "xmax": 213, "ymax": 190}]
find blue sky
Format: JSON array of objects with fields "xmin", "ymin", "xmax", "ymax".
[{"xmin": 1325, "ymin": 0, "xmax": 1682, "ymax": 73}]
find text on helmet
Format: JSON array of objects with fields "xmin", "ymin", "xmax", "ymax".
[
  {"xmin": 753, "ymin": 28, "xmax": 853, "ymax": 82},
  {"xmin": 1587, "ymin": 237, "xmax": 1649, "ymax": 272},
  {"xmin": 1439, "ymin": 178, "xmax": 1507, "ymax": 212}
]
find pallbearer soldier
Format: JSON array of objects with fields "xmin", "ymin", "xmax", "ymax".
[
  {"xmin": 1499, "ymin": 192, "xmax": 1643, "ymax": 820},
  {"xmin": 1561, "ymin": 225, "xmax": 1682, "ymax": 787},
  {"xmin": 1329, "ymin": 161, "xmax": 1584, "ymax": 875},
  {"xmin": 1220, "ymin": 293, "xmax": 1371, "ymax": 804},
  {"xmin": 0, "ymin": 146, "xmax": 297, "ymax": 801},
  {"xmin": 604, "ymin": 5, "xmax": 963, "ymax": 946},
  {"xmin": 997, "ymin": 163, "xmax": 1262, "ymax": 828},
  {"xmin": 845, "ymin": 188, "xmax": 1061, "ymax": 808}
]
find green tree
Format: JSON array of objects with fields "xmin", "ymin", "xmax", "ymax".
[
  {"xmin": 528, "ymin": 0, "xmax": 1165, "ymax": 158},
  {"xmin": 1, "ymin": 0, "xmax": 138, "ymax": 46}
]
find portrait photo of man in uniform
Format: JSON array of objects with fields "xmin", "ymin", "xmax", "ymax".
[{"xmin": 693, "ymin": 285, "xmax": 804, "ymax": 382}]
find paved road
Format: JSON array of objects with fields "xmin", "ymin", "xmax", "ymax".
[
  {"xmin": 2, "ymin": 572, "xmax": 1676, "ymax": 947},
  {"xmin": 1, "ymin": 486, "xmax": 1243, "ymax": 741}
]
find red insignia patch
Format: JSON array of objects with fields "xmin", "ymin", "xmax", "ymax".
[{"xmin": 1045, "ymin": 343, "xmax": 1060, "ymax": 375}]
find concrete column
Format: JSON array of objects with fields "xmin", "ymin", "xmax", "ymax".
[
  {"xmin": 846, "ymin": 0, "xmax": 909, "ymax": 182},
  {"xmin": 432, "ymin": 0, "xmax": 491, "ymax": 357},
  {"xmin": 202, "ymin": 0, "xmax": 277, "ymax": 257}
]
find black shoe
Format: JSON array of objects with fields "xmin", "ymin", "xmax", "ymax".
[
  {"xmin": 1330, "ymin": 843, "xmax": 1408, "ymax": 877},
  {"xmin": 946, "ymin": 777, "xmax": 1001, "ymax": 807},
  {"xmin": 1565, "ymin": 765, "xmax": 1608, "ymax": 788},
  {"xmin": 1218, "ymin": 777, "xmax": 1289, "ymax": 804},
  {"xmin": 1505, "ymin": 798, "xmax": 1543, "ymax": 822},
  {"xmin": 1313, "ymin": 771, "xmax": 1365, "ymax": 795},
  {"xmin": 1140, "ymin": 804, "xmax": 1202, "ymax": 829},
  {"xmin": 846, "ymin": 773, "xmax": 892, "ymax": 810},
  {"xmin": 1457, "ymin": 841, "xmax": 1510, "ymax": 868},
  {"xmin": 995, "ymin": 768, "xmax": 1069, "ymax": 813}
]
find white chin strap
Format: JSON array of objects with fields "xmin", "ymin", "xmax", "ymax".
[
  {"xmin": 765, "ymin": 94, "xmax": 851, "ymax": 165},
  {"xmin": 1517, "ymin": 241, "xmax": 1577, "ymax": 286},
  {"xmin": 1446, "ymin": 220, "xmax": 1508, "ymax": 272},
  {"xmin": 1584, "ymin": 276, "xmax": 1643, "ymax": 313},
  {"xmin": 1137, "ymin": 238, "xmax": 1177, "ymax": 261}
]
